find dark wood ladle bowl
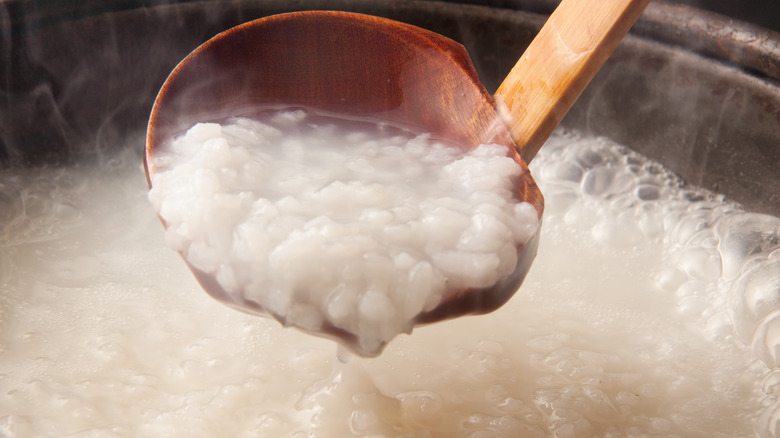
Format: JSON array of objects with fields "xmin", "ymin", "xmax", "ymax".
[{"xmin": 144, "ymin": 2, "xmax": 647, "ymax": 354}]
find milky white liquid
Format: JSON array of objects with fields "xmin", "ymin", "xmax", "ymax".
[{"xmin": 0, "ymin": 132, "xmax": 778, "ymax": 437}]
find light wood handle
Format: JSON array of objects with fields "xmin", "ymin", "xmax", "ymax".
[{"xmin": 495, "ymin": 0, "xmax": 651, "ymax": 163}]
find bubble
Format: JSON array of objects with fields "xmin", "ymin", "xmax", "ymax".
[
  {"xmin": 678, "ymin": 295, "xmax": 709, "ymax": 317},
  {"xmin": 669, "ymin": 212, "xmax": 714, "ymax": 246},
  {"xmin": 636, "ymin": 184, "xmax": 661, "ymax": 201},
  {"xmin": 540, "ymin": 161, "xmax": 584, "ymax": 184},
  {"xmin": 677, "ymin": 247, "xmax": 722, "ymax": 281},
  {"xmin": 637, "ymin": 205, "xmax": 666, "ymax": 239},
  {"xmin": 577, "ymin": 148, "xmax": 606, "ymax": 168},
  {"xmin": 676, "ymin": 281, "xmax": 706, "ymax": 299},
  {"xmin": 763, "ymin": 371, "xmax": 780, "ymax": 394},
  {"xmin": 538, "ymin": 183, "xmax": 579, "ymax": 216},
  {"xmin": 728, "ymin": 258, "xmax": 780, "ymax": 342},
  {"xmin": 757, "ymin": 399, "xmax": 780, "ymax": 438},
  {"xmin": 610, "ymin": 192, "xmax": 638, "ymax": 210},
  {"xmin": 703, "ymin": 312, "xmax": 733, "ymax": 341},
  {"xmin": 752, "ymin": 310, "xmax": 780, "ymax": 368},
  {"xmin": 717, "ymin": 213, "xmax": 780, "ymax": 280},
  {"xmin": 655, "ymin": 266, "xmax": 688, "ymax": 291},
  {"xmin": 581, "ymin": 167, "xmax": 619, "ymax": 197}
]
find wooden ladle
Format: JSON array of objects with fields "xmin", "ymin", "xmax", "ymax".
[{"xmin": 144, "ymin": 0, "xmax": 649, "ymax": 350}]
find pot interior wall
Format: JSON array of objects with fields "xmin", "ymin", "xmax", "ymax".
[{"xmin": 2, "ymin": 0, "xmax": 778, "ymax": 215}]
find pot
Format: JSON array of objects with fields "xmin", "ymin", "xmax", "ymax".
[{"xmin": 1, "ymin": 1, "xmax": 779, "ymax": 436}]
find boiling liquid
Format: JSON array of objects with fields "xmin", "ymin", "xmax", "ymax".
[{"xmin": 0, "ymin": 132, "xmax": 778, "ymax": 437}]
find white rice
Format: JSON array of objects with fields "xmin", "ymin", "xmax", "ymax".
[{"xmin": 147, "ymin": 109, "xmax": 540, "ymax": 356}]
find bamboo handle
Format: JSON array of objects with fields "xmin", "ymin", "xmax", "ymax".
[{"xmin": 495, "ymin": 0, "xmax": 651, "ymax": 163}]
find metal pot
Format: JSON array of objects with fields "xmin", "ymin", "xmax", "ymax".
[{"xmin": 1, "ymin": 2, "xmax": 779, "ymax": 436}]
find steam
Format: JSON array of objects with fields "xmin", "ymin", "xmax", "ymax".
[{"xmin": 0, "ymin": 1, "xmax": 214, "ymax": 168}]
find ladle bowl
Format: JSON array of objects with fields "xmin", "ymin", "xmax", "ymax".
[
  {"xmin": 144, "ymin": 0, "xmax": 651, "ymax": 353},
  {"xmin": 144, "ymin": 11, "xmax": 544, "ymax": 334}
]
